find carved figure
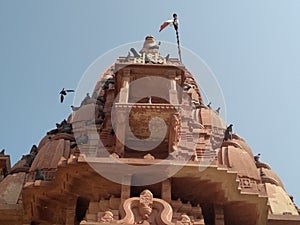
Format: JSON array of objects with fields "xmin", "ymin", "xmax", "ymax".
[
  {"xmin": 169, "ymin": 113, "xmax": 181, "ymax": 152},
  {"xmin": 0, "ymin": 149, "xmax": 5, "ymax": 156},
  {"xmin": 176, "ymin": 214, "xmax": 192, "ymax": 225},
  {"xmin": 118, "ymin": 190, "xmax": 173, "ymax": 225},
  {"xmin": 98, "ymin": 211, "xmax": 114, "ymax": 223},
  {"xmin": 144, "ymin": 153, "xmax": 155, "ymax": 160}
]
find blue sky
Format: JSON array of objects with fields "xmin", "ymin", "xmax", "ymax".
[{"xmin": 1, "ymin": 1, "xmax": 300, "ymax": 206}]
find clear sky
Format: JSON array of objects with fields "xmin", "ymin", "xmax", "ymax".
[{"xmin": 1, "ymin": 1, "xmax": 300, "ymax": 206}]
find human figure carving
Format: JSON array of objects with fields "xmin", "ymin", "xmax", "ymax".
[
  {"xmin": 176, "ymin": 214, "xmax": 192, "ymax": 225},
  {"xmin": 169, "ymin": 113, "xmax": 181, "ymax": 152},
  {"xmin": 138, "ymin": 189, "xmax": 153, "ymax": 224},
  {"xmin": 98, "ymin": 211, "xmax": 114, "ymax": 223}
]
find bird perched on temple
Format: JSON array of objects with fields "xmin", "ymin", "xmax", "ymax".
[
  {"xmin": 165, "ymin": 54, "xmax": 170, "ymax": 61},
  {"xmin": 71, "ymin": 105, "xmax": 80, "ymax": 111},
  {"xmin": 130, "ymin": 48, "xmax": 140, "ymax": 57},
  {"xmin": 254, "ymin": 153, "xmax": 261, "ymax": 163},
  {"xmin": 0, "ymin": 149, "xmax": 5, "ymax": 155},
  {"xmin": 124, "ymin": 52, "xmax": 130, "ymax": 62},
  {"xmin": 224, "ymin": 124, "xmax": 233, "ymax": 141},
  {"xmin": 207, "ymin": 102, "xmax": 212, "ymax": 108},
  {"xmin": 215, "ymin": 107, "xmax": 221, "ymax": 114},
  {"xmin": 76, "ymin": 134, "xmax": 88, "ymax": 145},
  {"xmin": 35, "ymin": 168, "xmax": 45, "ymax": 181},
  {"xmin": 59, "ymin": 88, "xmax": 74, "ymax": 103}
]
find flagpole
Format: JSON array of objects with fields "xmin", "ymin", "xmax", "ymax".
[{"xmin": 173, "ymin": 13, "xmax": 182, "ymax": 63}]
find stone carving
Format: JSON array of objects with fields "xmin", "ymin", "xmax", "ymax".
[
  {"xmin": 176, "ymin": 214, "xmax": 192, "ymax": 225},
  {"xmin": 144, "ymin": 153, "xmax": 155, "ymax": 160},
  {"xmin": 169, "ymin": 113, "xmax": 181, "ymax": 153},
  {"xmin": 130, "ymin": 36, "xmax": 165, "ymax": 64},
  {"xmin": 119, "ymin": 189, "xmax": 173, "ymax": 225},
  {"xmin": 98, "ymin": 211, "xmax": 114, "ymax": 223}
]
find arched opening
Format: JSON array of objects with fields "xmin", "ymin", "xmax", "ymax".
[{"xmin": 75, "ymin": 197, "xmax": 89, "ymax": 225}]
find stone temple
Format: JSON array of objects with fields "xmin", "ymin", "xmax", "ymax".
[{"xmin": 0, "ymin": 36, "xmax": 299, "ymax": 225}]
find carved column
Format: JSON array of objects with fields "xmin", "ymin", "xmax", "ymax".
[
  {"xmin": 65, "ymin": 195, "xmax": 78, "ymax": 225},
  {"xmin": 169, "ymin": 72, "xmax": 178, "ymax": 105},
  {"xmin": 214, "ymin": 204, "xmax": 225, "ymax": 225},
  {"xmin": 121, "ymin": 175, "xmax": 131, "ymax": 203},
  {"xmin": 161, "ymin": 178, "xmax": 171, "ymax": 203},
  {"xmin": 119, "ymin": 69, "xmax": 130, "ymax": 103},
  {"xmin": 120, "ymin": 175, "xmax": 131, "ymax": 219},
  {"xmin": 114, "ymin": 109, "xmax": 127, "ymax": 157}
]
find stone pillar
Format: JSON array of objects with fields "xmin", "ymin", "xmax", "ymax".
[
  {"xmin": 169, "ymin": 72, "xmax": 178, "ymax": 105},
  {"xmin": 65, "ymin": 195, "xmax": 78, "ymax": 225},
  {"xmin": 119, "ymin": 69, "xmax": 130, "ymax": 103},
  {"xmin": 214, "ymin": 204, "xmax": 225, "ymax": 225},
  {"xmin": 121, "ymin": 175, "xmax": 131, "ymax": 203},
  {"xmin": 161, "ymin": 178, "xmax": 171, "ymax": 203},
  {"xmin": 114, "ymin": 109, "xmax": 127, "ymax": 157}
]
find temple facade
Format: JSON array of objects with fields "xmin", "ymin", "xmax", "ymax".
[{"xmin": 0, "ymin": 36, "xmax": 299, "ymax": 225}]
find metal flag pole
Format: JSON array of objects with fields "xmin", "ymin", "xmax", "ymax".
[{"xmin": 172, "ymin": 13, "xmax": 182, "ymax": 63}]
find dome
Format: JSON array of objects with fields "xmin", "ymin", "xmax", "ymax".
[
  {"xmin": 218, "ymin": 144, "xmax": 260, "ymax": 180},
  {"xmin": 260, "ymin": 167, "xmax": 285, "ymax": 189}
]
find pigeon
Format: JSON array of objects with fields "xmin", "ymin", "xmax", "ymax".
[
  {"xmin": 224, "ymin": 124, "xmax": 233, "ymax": 141},
  {"xmin": 165, "ymin": 54, "xmax": 170, "ymax": 61},
  {"xmin": 0, "ymin": 149, "xmax": 5, "ymax": 155},
  {"xmin": 254, "ymin": 153, "xmax": 261, "ymax": 162},
  {"xmin": 215, "ymin": 107, "xmax": 221, "ymax": 114},
  {"xmin": 35, "ymin": 168, "xmax": 45, "ymax": 181},
  {"xmin": 71, "ymin": 105, "xmax": 80, "ymax": 111},
  {"xmin": 130, "ymin": 48, "xmax": 140, "ymax": 57},
  {"xmin": 59, "ymin": 88, "xmax": 74, "ymax": 103},
  {"xmin": 124, "ymin": 52, "xmax": 130, "ymax": 62},
  {"xmin": 207, "ymin": 102, "xmax": 212, "ymax": 108},
  {"xmin": 76, "ymin": 134, "xmax": 88, "ymax": 145}
]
